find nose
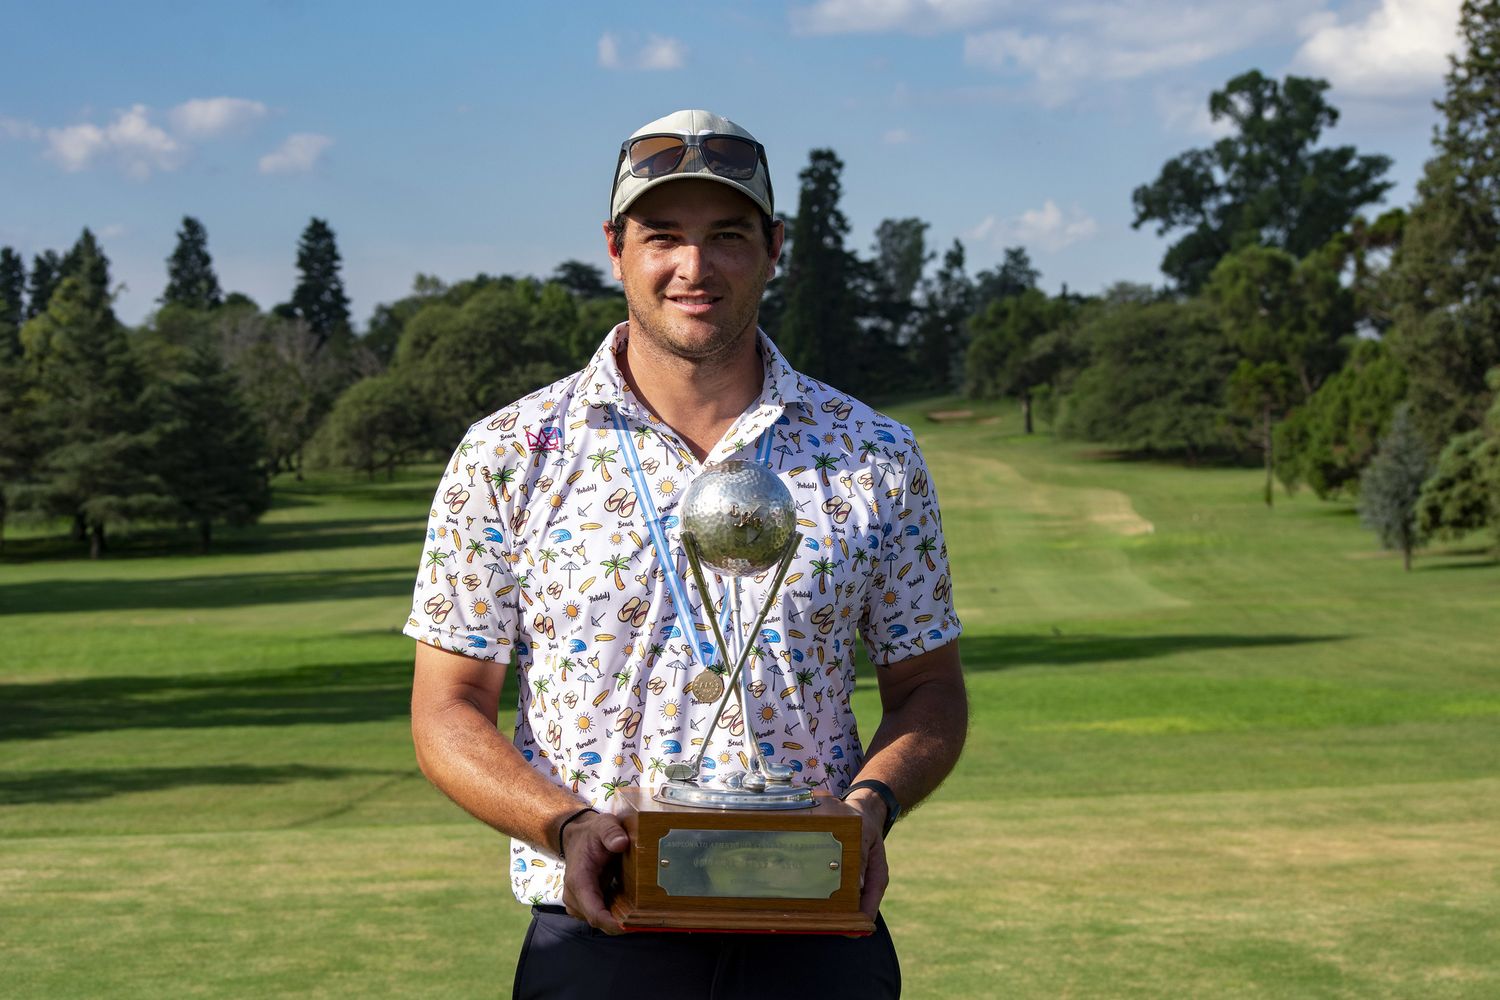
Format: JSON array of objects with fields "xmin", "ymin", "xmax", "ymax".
[{"xmin": 674, "ymin": 242, "xmax": 713, "ymax": 283}]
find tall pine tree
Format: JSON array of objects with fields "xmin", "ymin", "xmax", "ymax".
[
  {"xmin": 162, "ymin": 216, "xmax": 223, "ymax": 310},
  {"xmin": 0, "ymin": 247, "xmax": 25, "ymax": 345},
  {"xmin": 290, "ymin": 217, "xmax": 351, "ymax": 348},
  {"xmin": 16, "ymin": 232, "xmax": 165, "ymax": 557},
  {"xmin": 1387, "ymin": 0, "xmax": 1500, "ymax": 447},
  {"xmin": 26, "ymin": 250, "xmax": 61, "ymax": 319},
  {"xmin": 775, "ymin": 150, "xmax": 857, "ymax": 386}
]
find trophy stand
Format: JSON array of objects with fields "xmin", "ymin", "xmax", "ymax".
[{"xmin": 608, "ymin": 461, "xmax": 873, "ymax": 935}]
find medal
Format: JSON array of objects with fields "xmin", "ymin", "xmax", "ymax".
[{"xmin": 689, "ymin": 669, "xmax": 726, "ymax": 704}]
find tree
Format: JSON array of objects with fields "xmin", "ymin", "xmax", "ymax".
[
  {"xmin": 26, "ymin": 250, "xmax": 61, "ymax": 319},
  {"xmin": 140, "ymin": 345, "xmax": 270, "ymax": 550},
  {"xmin": 0, "ymin": 247, "xmax": 25, "ymax": 344},
  {"xmin": 289, "ymin": 218, "xmax": 351, "ymax": 348},
  {"xmin": 964, "ymin": 288, "xmax": 1074, "ymax": 433},
  {"xmin": 912, "ymin": 240, "xmax": 973, "ymax": 394},
  {"xmin": 310, "ymin": 372, "xmax": 426, "ymax": 479},
  {"xmin": 1273, "ymin": 339, "xmax": 1407, "ymax": 499},
  {"xmin": 552, "ymin": 260, "xmax": 612, "ymax": 300},
  {"xmin": 1059, "ymin": 299, "xmax": 1238, "ymax": 459},
  {"xmin": 161, "ymin": 216, "xmax": 223, "ymax": 310},
  {"xmin": 776, "ymin": 149, "xmax": 858, "ymax": 385},
  {"xmin": 217, "ymin": 310, "xmax": 350, "ymax": 476},
  {"xmin": 852, "ymin": 217, "xmax": 932, "ymax": 396},
  {"xmin": 1358, "ymin": 405, "xmax": 1432, "ymax": 571},
  {"xmin": 1385, "ymin": 1, "xmax": 1500, "ymax": 448},
  {"xmin": 1132, "ymin": 70, "xmax": 1393, "ymax": 292},
  {"xmin": 972, "ymin": 246, "xmax": 1040, "ymax": 311},
  {"xmin": 1415, "ymin": 368, "xmax": 1500, "ymax": 548},
  {"xmin": 15, "ymin": 233, "xmax": 166, "ymax": 557}
]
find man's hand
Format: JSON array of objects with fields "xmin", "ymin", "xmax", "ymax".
[
  {"xmin": 843, "ymin": 788, "xmax": 891, "ymax": 924},
  {"xmin": 559, "ymin": 810, "xmax": 631, "ymax": 934}
]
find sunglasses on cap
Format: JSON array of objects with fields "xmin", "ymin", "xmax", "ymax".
[{"xmin": 621, "ymin": 131, "xmax": 766, "ymax": 179}]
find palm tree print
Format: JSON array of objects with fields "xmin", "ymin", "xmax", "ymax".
[
  {"xmin": 466, "ymin": 539, "xmax": 486, "ymax": 563},
  {"xmin": 601, "ymin": 778, "xmax": 631, "ymax": 801},
  {"xmin": 587, "ymin": 448, "xmax": 619, "ymax": 482},
  {"xmin": 811, "ymin": 557, "xmax": 835, "ymax": 594},
  {"xmin": 538, "ymin": 548, "xmax": 558, "ymax": 573},
  {"xmin": 489, "ymin": 465, "xmax": 516, "ymax": 501},
  {"xmin": 425, "ymin": 548, "xmax": 449, "ymax": 583},
  {"xmin": 601, "ymin": 554, "xmax": 630, "ymax": 590},
  {"xmin": 568, "ymin": 768, "xmax": 588, "ymax": 793},
  {"xmin": 813, "ymin": 453, "xmax": 837, "ymax": 488},
  {"xmin": 794, "ymin": 668, "xmax": 816, "ymax": 703}
]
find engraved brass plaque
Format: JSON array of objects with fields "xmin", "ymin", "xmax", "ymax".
[{"xmin": 656, "ymin": 828, "xmax": 843, "ymax": 899}]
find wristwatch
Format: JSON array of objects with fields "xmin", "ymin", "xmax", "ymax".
[{"xmin": 842, "ymin": 779, "xmax": 901, "ymax": 837}]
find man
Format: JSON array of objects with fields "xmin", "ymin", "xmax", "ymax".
[{"xmin": 407, "ymin": 109, "xmax": 966, "ymax": 999}]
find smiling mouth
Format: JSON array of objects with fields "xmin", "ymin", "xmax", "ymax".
[{"xmin": 667, "ymin": 295, "xmax": 722, "ymax": 313}]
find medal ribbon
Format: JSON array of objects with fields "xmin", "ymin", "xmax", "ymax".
[{"xmin": 607, "ymin": 404, "xmax": 775, "ymax": 673}]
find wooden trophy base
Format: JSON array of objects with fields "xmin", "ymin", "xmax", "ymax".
[{"xmin": 609, "ymin": 786, "xmax": 874, "ymax": 935}]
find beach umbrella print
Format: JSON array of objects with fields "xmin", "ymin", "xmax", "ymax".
[{"xmin": 562, "ymin": 561, "xmax": 581, "ymax": 587}]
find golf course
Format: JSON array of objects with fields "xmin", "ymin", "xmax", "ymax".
[{"xmin": 3, "ymin": 397, "xmax": 1497, "ymax": 998}]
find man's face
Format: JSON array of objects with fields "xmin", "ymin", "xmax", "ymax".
[{"xmin": 606, "ymin": 180, "xmax": 782, "ymax": 363}]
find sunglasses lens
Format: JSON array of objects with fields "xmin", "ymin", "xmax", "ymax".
[
  {"xmin": 627, "ymin": 136, "xmax": 687, "ymax": 177},
  {"xmin": 701, "ymin": 136, "xmax": 760, "ymax": 179}
]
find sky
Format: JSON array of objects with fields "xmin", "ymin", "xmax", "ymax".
[{"xmin": 2, "ymin": 0, "xmax": 1465, "ymax": 329}]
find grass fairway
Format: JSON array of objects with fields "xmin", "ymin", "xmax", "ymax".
[{"xmin": 3, "ymin": 399, "xmax": 1498, "ymax": 998}]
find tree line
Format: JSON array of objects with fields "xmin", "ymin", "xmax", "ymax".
[{"xmin": 2, "ymin": 2, "xmax": 1497, "ymax": 564}]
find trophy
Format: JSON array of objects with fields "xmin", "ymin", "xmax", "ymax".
[{"xmin": 609, "ymin": 461, "xmax": 874, "ymax": 934}]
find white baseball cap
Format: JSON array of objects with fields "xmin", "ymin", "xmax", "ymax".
[{"xmin": 609, "ymin": 109, "xmax": 774, "ymax": 218}]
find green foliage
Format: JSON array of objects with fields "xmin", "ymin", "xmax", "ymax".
[
  {"xmin": 1273, "ymin": 339, "xmax": 1407, "ymax": 498},
  {"xmin": 25, "ymin": 249, "xmax": 61, "ymax": 320},
  {"xmin": 1416, "ymin": 368, "xmax": 1500, "ymax": 547},
  {"xmin": 1358, "ymin": 405, "xmax": 1432, "ymax": 570},
  {"xmin": 911, "ymin": 240, "xmax": 973, "ymax": 394},
  {"xmin": 309, "ymin": 372, "xmax": 426, "ymax": 479},
  {"xmin": 0, "ymin": 246, "xmax": 24, "ymax": 343},
  {"xmin": 161, "ymin": 216, "xmax": 223, "ymax": 311},
  {"xmin": 972, "ymin": 246, "xmax": 1039, "ymax": 313},
  {"xmin": 1059, "ymin": 299, "xmax": 1238, "ymax": 458},
  {"xmin": 965, "ymin": 288, "xmax": 1077, "ymax": 433},
  {"xmin": 217, "ymin": 310, "xmax": 354, "ymax": 476},
  {"xmin": 289, "ymin": 217, "xmax": 351, "ymax": 348},
  {"xmin": 16, "ymin": 257, "xmax": 167, "ymax": 557},
  {"xmin": 776, "ymin": 149, "xmax": 858, "ymax": 384},
  {"xmin": 1132, "ymin": 70, "xmax": 1393, "ymax": 292},
  {"xmin": 1386, "ymin": 1, "xmax": 1500, "ymax": 447},
  {"xmin": 138, "ymin": 346, "xmax": 270, "ymax": 550}
]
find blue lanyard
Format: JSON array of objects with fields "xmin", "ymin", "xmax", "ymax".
[{"xmin": 607, "ymin": 405, "xmax": 773, "ymax": 671}]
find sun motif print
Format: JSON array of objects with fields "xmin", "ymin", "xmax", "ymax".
[{"xmin": 404, "ymin": 323, "xmax": 961, "ymax": 907}]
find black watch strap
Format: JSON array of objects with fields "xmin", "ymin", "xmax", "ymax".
[{"xmin": 842, "ymin": 778, "xmax": 901, "ymax": 837}]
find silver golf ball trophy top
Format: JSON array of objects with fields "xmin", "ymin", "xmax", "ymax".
[{"xmin": 657, "ymin": 461, "xmax": 811, "ymax": 810}]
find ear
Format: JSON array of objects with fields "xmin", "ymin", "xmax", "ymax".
[
  {"xmin": 603, "ymin": 220, "xmax": 625, "ymax": 281},
  {"xmin": 767, "ymin": 218, "xmax": 785, "ymax": 274}
]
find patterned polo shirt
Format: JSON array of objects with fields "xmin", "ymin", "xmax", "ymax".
[{"xmin": 404, "ymin": 323, "xmax": 961, "ymax": 906}]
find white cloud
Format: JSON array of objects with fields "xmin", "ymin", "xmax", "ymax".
[
  {"xmin": 882, "ymin": 127, "xmax": 913, "ymax": 144},
  {"xmin": 792, "ymin": 0, "xmax": 1011, "ymax": 35},
  {"xmin": 169, "ymin": 96, "xmax": 269, "ymax": 136},
  {"xmin": 44, "ymin": 104, "xmax": 182, "ymax": 179},
  {"xmin": 258, "ymin": 132, "xmax": 333, "ymax": 174},
  {"xmin": 598, "ymin": 32, "xmax": 687, "ymax": 71},
  {"xmin": 0, "ymin": 115, "xmax": 42, "ymax": 140},
  {"xmin": 967, "ymin": 199, "xmax": 1098, "ymax": 252},
  {"xmin": 1293, "ymin": 0, "xmax": 1460, "ymax": 99},
  {"xmin": 1155, "ymin": 86, "xmax": 1234, "ymax": 139}
]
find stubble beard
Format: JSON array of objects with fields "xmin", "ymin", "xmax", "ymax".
[{"xmin": 623, "ymin": 283, "xmax": 767, "ymax": 374}]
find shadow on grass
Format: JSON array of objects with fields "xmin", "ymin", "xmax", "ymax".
[
  {"xmin": 0, "ymin": 763, "xmax": 402, "ymax": 805},
  {"xmin": 0, "ymin": 660, "xmax": 415, "ymax": 742},
  {"xmin": 958, "ymin": 631, "xmax": 1352, "ymax": 672},
  {"xmin": 0, "ymin": 518, "xmax": 425, "ymax": 565},
  {"xmin": 0, "ymin": 566, "xmax": 415, "ymax": 615}
]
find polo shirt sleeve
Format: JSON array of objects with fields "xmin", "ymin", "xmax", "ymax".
[
  {"xmin": 402, "ymin": 428, "xmax": 521, "ymax": 663},
  {"xmin": 858, "ymin": 433, "xmax": 962, "ymax": 666}
]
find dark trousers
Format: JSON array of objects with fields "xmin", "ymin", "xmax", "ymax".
[{"xmin": 513, "ymin": 906, "xmax": 901, "ymax": 1000}]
